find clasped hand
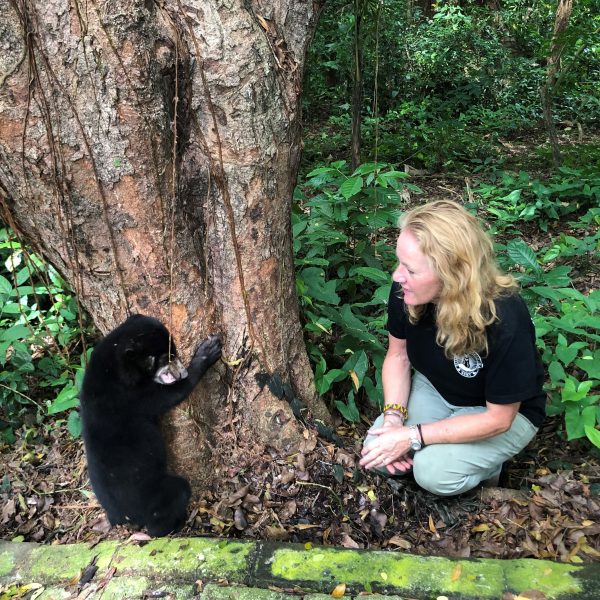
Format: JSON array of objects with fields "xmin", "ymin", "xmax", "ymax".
[{"xmin": 359, "ymin": 421, "xmax": 414, "ymax": 474}]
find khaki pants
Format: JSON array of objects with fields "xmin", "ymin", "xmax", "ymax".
[{"xmin": 363, "ymin": 371, "xmax": 539, "ymax": 496}]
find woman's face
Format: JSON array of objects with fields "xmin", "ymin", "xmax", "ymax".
[{"xmin": 392, "ymin": 229, "xmax": 442, "ymax": 305}]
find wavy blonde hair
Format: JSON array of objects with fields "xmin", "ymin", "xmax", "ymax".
[{"xmin": 400, "ymin": 200, "xmax": 518, "ymax": 357}]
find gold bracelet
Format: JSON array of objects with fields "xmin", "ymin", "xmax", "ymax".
[{"xmin": 383, "ymin": 404, "xmax": 408, "ymax": 418}]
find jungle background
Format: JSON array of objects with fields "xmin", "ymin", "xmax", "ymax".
[{"xmin": 1, "ymin": 0, "xmax": 600, "ymax": 562}]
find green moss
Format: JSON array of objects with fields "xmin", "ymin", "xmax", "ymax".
[
  {"xmin": 0, "ymin": 549, "xmax": 16, "ymax": 578},
  {"xmin": 201, "ymin": 583, "xmax": 298, "ymax": 600},
  {"xmin": 505, "ymin": 559, "xmax": 582, "ymax": 596},
  {"xmin": 269, "ymin": 547, "xmax": 584, "ymax": 599},
  {"xmin": 94, "ymin": 538, "xmax": 253, "ymax": 582},
  {"xmin": 97, "ymin": 577, "xmax": 158, "ymax": 600},
  {"xmin": 7, "ymin": 539, "xmax": 252, "ymax": 587},
  {"xmin": 29, "ymin": 543, "xmax": 99, "ymax": 581}
]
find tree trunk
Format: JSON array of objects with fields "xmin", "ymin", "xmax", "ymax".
[
  {"xmin": 541, "ymin": 0, "xmax": 573, "ymax": 166},
  {"xmin": 0, "ymin": 0, "xmax": 330, "ymax": 493},
  {"xmin": 417, "ymin": 0, "xmax": 434, "ymax": 18},
  {"xmin": 351, "ymin": 0, "xmax": 363, "ymax": 170}
]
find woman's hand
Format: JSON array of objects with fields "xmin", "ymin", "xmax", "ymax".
[{"xmin": 359, "ymin": 423, "xmax": 413, "ymax": 474}]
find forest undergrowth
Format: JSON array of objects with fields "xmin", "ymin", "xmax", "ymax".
[{"xmin": 2, "ymin": 133, "xmax": 599, "ymax": 562}]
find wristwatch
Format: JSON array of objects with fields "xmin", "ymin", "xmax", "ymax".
[{"xmin": 409, "ymin": 425, "xmax": 422, "ymax": 452}]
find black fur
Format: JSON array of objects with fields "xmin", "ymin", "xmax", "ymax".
[{"xmin": 80, "ymin": 314, "xmax": 221, "ymax": 537}]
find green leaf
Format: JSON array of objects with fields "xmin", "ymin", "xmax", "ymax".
[
  {"xmin": 299, "ymin": 268, "xmax": 340, "ymax": 305},
  {"xmin": 343, "ymin": 350, "xmax": 369, "ymax": 389},
  {"xmin": 561, "ymin": 378, "xmax": 593, "ymax": 402},
  {"xmin": 543, "ymin": 266, "xmax": 573, "ymax": 287},
  {"xmin": 335, "ymin": 391, "xmax": 360, "ymax": 422},
  {"xmin": 317, "ymin": 368, "xmax": 346, "ymax": 394},
  {"xmin": 506, "ymin": 239, "xmax": 541, "ymax": 273},
  {"xmin": 556, "ymin": 344, "xmax": 579, "ymax": 366},
  {"xmin": 333, "ymin": 463, "xmax": 344, "ymax": 483},
  {"xmin": 0, "ymin": 275, "xmax": 12, "ymax": 295},
  {"xmin": 584, "ymin": 425, "xmax": 600, "ymax": 449},
  {"xmin": 576, "ymin": 354, "xmax": 600, "ymax": 380},
  {"xmin": 339, "ymin": 176, "xmax": 363, "ymax": 199},
  {"xmin": 306, "ymin": 166, "xmax": 335, "ymax": 178},
  {"xmin": 348, "ymin": 267, "xmax": 390, "ymax": 286},
  {"xmin": 548, "ymin": 360, "xmax": 566, "ymax": 385},
  {"xmin": 565, "ymin": 405, "xmax": 585, "ymax": 440},
  {"xmin": 363, "ymin": 376, "xmax": 383, "ymax": 407},
  {"xmin": 47, "ymin": 383, "xmax": 80, "ymax": 415},
  {"xmin": 355, "ymin": 213, "xmax": 388, "ymax": 229},
  {"xmin": 67, "ymin": 410, "xmax": 82, "ymax": 438},
  {"xmin": 0, "ymin": 324, "xmax": 32, "ymax": 343}
]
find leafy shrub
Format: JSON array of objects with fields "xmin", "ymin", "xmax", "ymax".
[
  {"xmin": 477, "ymin": 167, "xmax": 600, "ymax": 232},
  {"xmin": 0, "ymin": 228, "xmax": 86, "ymax": 442},
  {"xmin": 493, "ymin": 206, "xmax": 600, "ymax": 448},
  {"xmin": 294, "ymin": 161, "xmax": 417, "ymax": 420}
]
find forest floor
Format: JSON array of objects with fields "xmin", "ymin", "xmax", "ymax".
[
  {"xmin": 1, "ymin": 413, "xmax": 599, "ymax": 564},
  {"xmin": 1, "ymin": 147, "xmax": 599, "ymax": 564}
]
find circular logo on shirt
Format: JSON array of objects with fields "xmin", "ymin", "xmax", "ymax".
[{"xmin": 453, "ymin": 352, "xmax": 483, "ymax": 378}]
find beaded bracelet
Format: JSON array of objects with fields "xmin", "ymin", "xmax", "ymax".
[{"xmin": 383, "ymin": 404, "xmax": 408, "ymax": 419}]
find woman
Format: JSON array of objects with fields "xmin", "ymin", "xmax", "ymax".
[{"xmin": 359, "ymin": 200, "xmax": 545, "ymax": 496}]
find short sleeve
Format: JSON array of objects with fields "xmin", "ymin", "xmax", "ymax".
[
  {"xmin": 485, "ymin": 296, "xmax": 544, "ymax": 404},
  {"xmin": 387, "ymin": 282, "xmax": 407, "ymax": 339}
]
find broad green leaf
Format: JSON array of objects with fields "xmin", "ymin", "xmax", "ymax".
[
  {"xmin": 306, "ymin": 166, "xmax": 335, "ymax": 177},
  {"xmin": 343, "ymin": 350, "xmax": 369, "ymax": 389},
  {"xmin": 556, "ymin": 345, "xmax": 579, "ymax": 366},
  {"xmin": 348, "ymin": 267, "xmax": 390, "ymax": 286},
  {"xmin": 576, "ymin": 353, "xmax": 600, "ymax": 380},
  {"xmin": 363, "ymin": 376, "xmax": 383, "ymax": 407},
  {"xmin": 0, "ymin": 324, "xmax": 32, "ymax": 343},
  {"xmin": 0, "ymin": 275, "xmax": 12, "ymax": 295},
  {"xmin": 565, "ymin": 405, "xmax": 585, "ymax": 440},
  {"xmin": 67, "ymin": 410, "xmax": 82, "ymax": 438},
  {"xmin": 47, "ymin": 383, "xmax": 80, "ymax": 415},
  {"xmin": 356, "ymin": 213, "xmax": 388, "ymax": 229},
  {"xmin": 299, "ymin": 268, "xmax": 340, "ymax": 305},
  {"xmin": 340, "ymin": 176, "xmax": 363, "ymax": 199},
  {"xmin": 335, "ymin": 391, "xmax": 360, "ymax": 422},
  {"xmin": 584, "ymin": 425, "xmax": 600, "ymax": 449},
  {"xmin": 318, "ymin": 368, "xmax": 346, "ymax": 394},
  {"xmin": 506, "ymin": 239, "xmax": 541, "ymax": 273},
  {"xmin": 543, "ymin": 266, "xmax": 572, "ymax": 287},
  {"xmin": 561, "ymin": 378, "xmax": 593, "ymax": 402},
  {"xmin": 548, "ymin": 360, "xmax": 566, "ymax": 384}
]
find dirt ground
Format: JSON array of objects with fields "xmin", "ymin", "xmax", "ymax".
[{"xmin": 1, "ymin": 413, "xmax": 599, "ymax": 563}]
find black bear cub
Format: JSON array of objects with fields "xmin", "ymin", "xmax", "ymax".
[{"xmin": 80, "ymin": 314, "xmax": 221, "ymax": 537}]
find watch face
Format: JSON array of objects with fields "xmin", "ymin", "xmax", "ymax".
[{"xmin": 410, "ymin": 440, "xmax": 422, "ymax": 451}]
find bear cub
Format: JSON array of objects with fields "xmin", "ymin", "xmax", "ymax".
[{"xmin": 80, "ymin": 314, "xmax": 221, "ymax": 537}]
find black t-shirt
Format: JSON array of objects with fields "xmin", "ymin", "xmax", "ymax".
[{"xmin": 387, "ymin": 282, "xmax": 546, "ymax": 427}]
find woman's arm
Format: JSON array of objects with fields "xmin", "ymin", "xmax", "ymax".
[
  {"xmin": 381, "ymin": 334, "xmax": 411, "ymax": 426},
  {"xmin": 360, "ymin": 335, "xmax": 414, "ymax": 472},
  {"xmin": 419, "ymin": 401, "xmax": 521, "ymax": 446},
  {"xmin": 361, "ymin": 400, "xmax": 521, "ymax": 472}
]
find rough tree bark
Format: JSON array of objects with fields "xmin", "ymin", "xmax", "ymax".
[
  {"xmin": 351, "ymin": 0, "xmax": 364, "ymax": 170},
  {"xmin": 0, "ymin": 0, "xmax": 330, "ymax": 493}
]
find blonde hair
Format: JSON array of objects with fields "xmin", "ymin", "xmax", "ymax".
[{"xmin": 399, "ymin": 200, "xmax": 518, "ymax": 357}]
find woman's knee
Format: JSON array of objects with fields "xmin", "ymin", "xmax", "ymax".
[{"xmin": 413, "ymin": 450, "xmax": 481, "ymax": 496}]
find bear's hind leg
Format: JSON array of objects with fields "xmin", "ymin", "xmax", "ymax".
[{"xmin": 145, "ymin": 475, "xmax": 191, "ymax": 537}]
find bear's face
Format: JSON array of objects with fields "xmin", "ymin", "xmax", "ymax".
[{"xmin": 114, "ymin": 316, "xmax": 187, "ymax": 386}]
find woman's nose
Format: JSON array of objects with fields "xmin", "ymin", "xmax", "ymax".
[{"xmin": 393, "ymin": 266, "xmax": 404, "ymax": 283}]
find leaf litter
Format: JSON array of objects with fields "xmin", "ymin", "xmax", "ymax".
[{"xmin": 0, "ymin": 415, "xmax": 599, "ymax": 564}]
